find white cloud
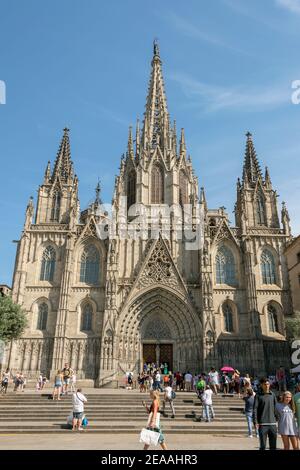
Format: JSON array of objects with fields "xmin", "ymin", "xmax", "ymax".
[
  {"xmin": 169, "ymin": 72, "xmax": 291, "ymax": 112},
  {"xmin": 276, "ymin": 0, "xmax": 300, "ymax": 14}
]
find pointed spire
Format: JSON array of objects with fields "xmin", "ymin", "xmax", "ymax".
[
  {"xmin": 127, "ymin": 126, "xmax": 134, "ymax": 159},
  {"xmin": 242, "ymin": 132, "xmax": 263, "ymax": 186},
  {"xmin": 44, "ymin": 161, "xmax": 51, "ymax": 183},
  {"xmin": 179, "ymin": 128, "xmax": 186, "ymax": 156},
  {"xmin": 52, "ymin": 128, "xmax": 73, "ymax": 183},
  {"xmin": 135, "ymin": 119, "xmax": 140, "ymax": 158},
  {"xmin": 265, "ymin": 166, "xmax": 272, "ymax": 188},
  {"xmin": 142, "ymin": 41, "xmax": 170, "ymax": 152},
  {"xmin": 172, "ymin": 120, "xmax": 177, "ymax": 156},
  {"xmin": 25, "ymin": 196, "xmax": 34, "ymax": 228},
  {"xmin": 281, "ymin": 201, "xmax": 291, "ymax": 236},
  {"xmin": 200, "ymin": 187, "xmax": 207, "ymax": 211},
  {"xmin": 95, "ymin": 179, "xmax": 102, "ymax": 206}
]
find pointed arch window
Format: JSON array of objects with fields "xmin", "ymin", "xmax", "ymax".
[
  {"xmin": 256, "ymin": 192, "xmax": 266, "ymax": 225},
  {"xmin": 81, "ymin": 303, "xmax": 93, "ymax": 331},
  {"xmin": 222, "ymin": 303, "xmax": 234, "ymax": 333},
  {"xmin": 268, "ymin": 304, "xmax": 279, "ymax": 333},
  {"xmin": 179, "ymin": 170, "xmax": 188, "ymax": 206},
  {"xmin": 37, "ymin": 303, "xmax": 48, "ymax": 331},
  {"xmin": 40, "ymin": 245, "xmax": 56, "ymax": 281},
  {"xmin": 51, "ymin": 191, "xmax": 61, "ymax": 222},
  {"xmin": 151, "ymin": 164, "xmax": 164, "ymax": 204},
  {"xmin": 80, "ymin": 245, "xmax": 100, "ymax": 284},
  {"xmin": 261, "ymin": 249, "xmax": 276, "ymax": 284},
  {"xmin": 215, "ymin": 246, "xmax": 236, "ymax": 286},
  {"xmin": 127, "ymin": 170, "xmax": 136, "ymax": 211}
]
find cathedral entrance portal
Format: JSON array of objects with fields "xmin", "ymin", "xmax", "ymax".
[{"xmin": 142, "ymin": 343, "xmax": 173, "ymax": 371}]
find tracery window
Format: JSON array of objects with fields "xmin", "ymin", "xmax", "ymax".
[
  {"xmin": 261, "ymin": 249, "xmax": 276, "ymax": 284},
  {"xmin": 40, "ymin": 245, "xmax": 56, "ymax": 281},
  {"xmin": 215, "ymin": 246, "xmax": 236, "ymax": 286},
  {"xmin": 80, "ymin": 245, "xmax": 100, "ymax": 284},
  {"xmin": 151, "ymin": 164, "xmax": 164, "ymax": 204}
]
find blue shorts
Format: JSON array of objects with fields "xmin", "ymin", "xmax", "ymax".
[{"xmin": 73, "ymin": 412, "xmax": 83, "ymax": 419}]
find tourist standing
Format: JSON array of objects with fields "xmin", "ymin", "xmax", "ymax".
[
  {"xmin": 154, "ymin": 370, "xmax": 163, "ymax": 392},
  {"xmin": 62, "ymin": 363, "xmax": 74, "ymax": 395},
  {"xmin": 294, "ymin": 382, "xmax": 300, "ymax": 441},
  {"xmin": 184, "ymin": 371, "xmax": 193, "ymax": 392},
  {"xmin": 1, "ymin": 368, "xmax": 10, "ymax": 394},
  {"xmin": 243, "ymin": 388, "xmax": 258, "ymax": 438},
  {"xmin": 276, "ymin": 391, "xmax": 299, "ymax": 450},
  {"xmin": 142, "ymin": 390, "xmax": 167, "ymax": 450},
  {"xmin": 232, "ymin": 370, "xmax": 241, "ymax": 398},
  {"xmin": 52, "ymin": 370, "xmax": 63, "ymax": 400},
  {"xmin": 72, "ymin": 388, "xmax": 87, "ymax": 431},
  {"xmin": 221, "ymin": 373, "xmax": 230, "ymax": 394},
  {"xmin": 208, "ymin": 368, "xmax": 219, "ymax": 394},
  {"xmin": 253, "ymin": 377, "xmax": 278, "ymax": 450},
  {"xmin": 202, "ymin": 385, "xmax": 215, "ymax": 422},
  {"xmin": 70, "ymin": 370, "xmax": 76, "ymax": 393},
  {"xmin": 276, "ymin": 366, "xmax": 287, "ymax": 393},
  {"xmin": 162, "ymin": 382, "xmax": 175, "ymax": 418}
]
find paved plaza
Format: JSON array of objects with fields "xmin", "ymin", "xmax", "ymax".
[{"xmin": 0, "ymin": 433, "xmax": 284, "ymax": 450}]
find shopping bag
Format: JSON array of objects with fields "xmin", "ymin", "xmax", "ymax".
[{"xmin": 139, "ymin": 427, "xmax": 160, "ymax": 446}]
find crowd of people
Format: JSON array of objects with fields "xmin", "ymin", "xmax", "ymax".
[
  {"xmin": 130, "ymin": 365, "xmax": 300, "ymax": 450},
  {"xmin": 2, "ymin": 362, "xmax": 300, "ymax": 449}
]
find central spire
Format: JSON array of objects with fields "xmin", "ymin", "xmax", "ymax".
[
  {"xmin": 142, "ymin": 40, "xmax": 170, "ymax": 152},
  {"xmin": 52, "ymin": 128, "xmax": 73, "ymax": 183},
  {"xmin": 242, "ymin": 132, "xmax": 263, "ymax": 185}
]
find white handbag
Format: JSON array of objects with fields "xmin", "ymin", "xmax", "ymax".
[{"xmin": 139, "ymin": 427, "xmax": 160, "ymax": 446}]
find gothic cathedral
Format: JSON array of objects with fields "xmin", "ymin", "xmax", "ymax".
[{"xmin": 5, "ymin": 43, "xmax": 293, "ymax": 385}]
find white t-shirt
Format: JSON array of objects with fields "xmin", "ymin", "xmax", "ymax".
[
  {"xmin": 155, "ymin": 373, "xmax": 161, "ymax": 382},
  {"xmin": 72, "ymin": 392, "xmax": 87, "ymax": 412},
  {"xmin": 164, "ymin": 386, "xmax": 173, "ymax": 400},
  {"xmin": 209, "ymin": 372, "xmax": 219, "ymax": 385},
  {"xmin": 202, "ymin": 389, "xmax": 213, "ymax": 405},
  {"xmin": 185, "ymin": 373, "xmax": 193, "ymax": 382}
]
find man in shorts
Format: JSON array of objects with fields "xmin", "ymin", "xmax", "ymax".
[
  {"xmin": 72, "ymin": 388, "xmax": 87, "ymax": 431},
  {"xmin": 62, "ymin": 363, "xmax": 74, "ymax": 395}
]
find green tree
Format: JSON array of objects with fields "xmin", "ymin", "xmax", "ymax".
[
  {"xmin": 0, "ymin": 295, "xmax": 27, "ymax": 343},
  {"xmin": 285, "ymin": 312, "xmax": 300, "ymax": 343}
]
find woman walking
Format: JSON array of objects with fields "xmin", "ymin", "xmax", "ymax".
[
  {"xmin": 142, "ymin": 390, "xmax": 167, "ymax": 450},
  {"xmin": 276, "ymin": 391, "xmax": 299, "ymax": 450},
  {"xmin": 52, "ymin": 370, "xmax": 63, "ymax": 400},
  {"xmin": 243, "ymin": 388, "xmax": 258, "ymax": 438}
]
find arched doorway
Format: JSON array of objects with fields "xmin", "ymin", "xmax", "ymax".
[
  {"xmin": 117, "ymin": 287, "xmax": 202, "ymax": 374},
  {"xmin": 142, "ymin": 315, "xmax": 174, "ymax": 371}
]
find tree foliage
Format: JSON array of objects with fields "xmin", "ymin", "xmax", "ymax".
[
  {"xmin": 285, "ymin": 312, "xmax": 300, "ymax": 342},
  {"xmin": 0, "ymin": 295, "xmax": 27, "ymax": 343}
]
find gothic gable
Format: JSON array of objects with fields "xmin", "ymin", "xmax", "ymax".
[{"xmin": 211, "ymin": 219, "xmax": 239, "ymax": 248}]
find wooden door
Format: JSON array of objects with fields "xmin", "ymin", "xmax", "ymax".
[
  {"xmin": 143, "ymin": 344, "xmax": 156, "ymax": 364},
  {"xmin": 159, "ymin": 344, "xmax": 173, "ymax": 372}
]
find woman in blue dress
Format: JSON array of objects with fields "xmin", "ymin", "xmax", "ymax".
[{"xmin": 275, "ymin": 391, "xmax": 299, "ymax": 450}]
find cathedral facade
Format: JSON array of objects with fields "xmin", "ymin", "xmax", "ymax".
[{"xmin": 5, "ymin": 44, "xmax": 293, "ymax": 385}]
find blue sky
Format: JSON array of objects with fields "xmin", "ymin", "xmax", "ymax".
[{"xmin": 0, "ymin": 0, "xmax": 300, "ymax": 285}]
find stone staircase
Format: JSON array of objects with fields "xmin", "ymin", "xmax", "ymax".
[{"xmin": 0, "ymin": 390, "xmax": 247, "ymax": 435}]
